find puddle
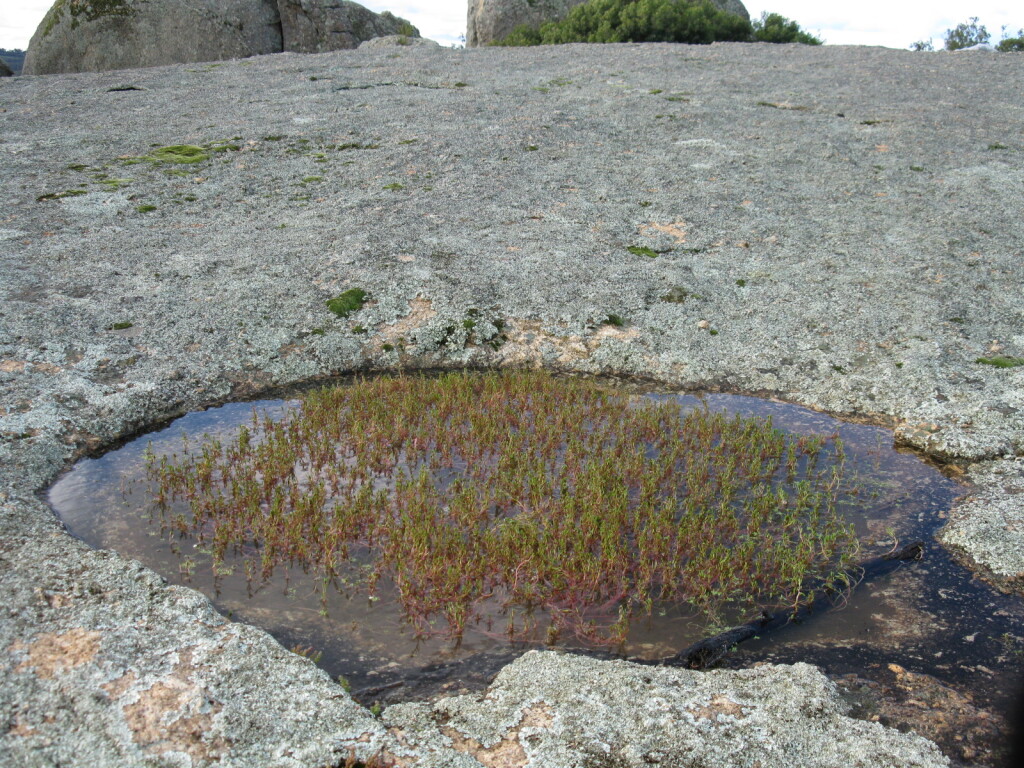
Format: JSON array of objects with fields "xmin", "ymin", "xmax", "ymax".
[{"xmin": 48, "ymin": 378, "xmax": 1024, "ymax": 714}]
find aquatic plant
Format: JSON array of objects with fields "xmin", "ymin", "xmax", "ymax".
[{"xmin": 145, "ymin": 371, "xmax": 858, "ymax": 647}]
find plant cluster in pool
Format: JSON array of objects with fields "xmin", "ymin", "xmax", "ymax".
[{"xmin": 144, "ymin": 370, "xmax": 859, "ymax": 647}]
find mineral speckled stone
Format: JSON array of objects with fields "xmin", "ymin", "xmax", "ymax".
[{"xmin": 2, "ymin": 41, "xmax": 1022, "ymax": 767}]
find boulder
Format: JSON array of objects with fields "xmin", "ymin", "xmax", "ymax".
[
  {"xmin": 467, "ymin": 0, "xmax": 750, "ymax": 47},
  {"xmin": 23, "ymin": 0, "xmax": 283, "ymax": 75},
  {"xmin": 0, "ymin": 58, "xmax": 12, "ymax": 77},
  {"xmin": 278, "ymin": 1, "xmax": 418, "ymax": 53},
  {"xmin": 23, "ymin": 0, "xmax": 420, "ymax": 76}
]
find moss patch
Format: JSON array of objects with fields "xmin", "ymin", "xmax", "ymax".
[
  {"xmin": 147, "ymin": 145, "xmax": 210, "ymax": 165},
  {"xmin": 976, "ymin": 356, "xmax": 1024, "ymax": 368},
  {"xmin": 325, "ymin": 288, "xmax": 368, "ymax": 318}
]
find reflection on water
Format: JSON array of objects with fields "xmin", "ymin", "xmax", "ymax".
[{"xmin": 48, "ymin": 386, "xmax": 1024, "ymax": 709}]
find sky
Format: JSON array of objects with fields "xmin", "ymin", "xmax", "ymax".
[{"xmin": 1, "ymin": 1, "xmax": 1021, "ymax": 52}]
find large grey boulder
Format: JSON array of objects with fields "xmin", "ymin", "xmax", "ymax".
[
  {"xmin": 278, "ymin": 0, "xmax": 417, "ymax": 53},
  {"xmin": 0, "ymin": 58, "xmax": 12, "ymax": 77},
  {"xmin": 23, "ymin": 0, "xmax": 283, "ymax": 75},
  {"xmin": 23, "ymin": 0, "xmax": 419, "ymax": 76},
  {"xmin": 467, "ymin": 0, "xmax": 751, "ymax": 47}
]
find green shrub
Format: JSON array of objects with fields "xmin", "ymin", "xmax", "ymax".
[
  {"xmin": 495, "ymin": 1, "xmax": 822, "ymax": 47},
  {"xmin": 997, "ymin": 30, "xmax": 1024, "ymax": 51},
  {"xmin": 751, "ymin": 12, "xmax": 823, "ymax": 45},
  {"xmin": 495, "ymin": 0, "xmax": 753, "ymax": 46}
]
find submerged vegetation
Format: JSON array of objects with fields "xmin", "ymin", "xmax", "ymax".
[{"xmin": 146, "ymin": 370, "xmax": 858, "ymax": 646}]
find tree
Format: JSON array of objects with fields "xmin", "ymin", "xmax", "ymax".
[
  {"xmin": 944, "ymin": 17, "xmax": 990, "ymax": 50},
  {"xmin": 752, "ymin": 12, "xmax": 823, "ymax": 45},
  {"xmin": 997, "ymin": 27, "xmax": 1024, "ymax": 52}
]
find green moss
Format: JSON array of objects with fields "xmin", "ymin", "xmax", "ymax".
[
  {"xmin": 628, "ymin": 245, "xmax": 661, "ymax": 258},
  {"xmin": 976, "ymin": 356, "xmax": 1024, "ymax": 368},
  {"xmin": 604, "ymin": 313, "xmax": 625, "ymax": 327},
  {"xmin": 302, "ymin": 176, "xmax": 323, "ymax": 183},
  {"xmin": 383, "ymin": 182, "xmax": 404, "ymax": 190},
  {"xmin": 99, "ymin": 178, "xmax": 133, "ymax": 189},
  {"xmin": 987, "ymin": 143, "xmax": 1009, "ymax": 151},
  {"xmin": 136, "ymin": 204, "xmax": 157, "ymax": 213},
  {"xmin": 148, "ymin": 145, "xmax": 210, "ymax": 164},
  {"xmin": 735, "ymin": 279, "xmax": 747, "ymax": 287},
  {"xmin": 37, "ymin": 189, "xmax": 87, "ymax": 202},
  {"xmin": 107, "ymin": 321, "xmax": 133, "ymax": 330},
  {"xmin": 325, "ymin": 288, "xmax": 368, "ymax": 318}
]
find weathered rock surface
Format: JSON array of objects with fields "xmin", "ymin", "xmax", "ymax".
[
  {"xmin": 277, "ymin": 0, "xmax": 418, "ymax": 53},
  {"xmin": 0, "ymin": 59, "xmax": 12, "ymax": 77},
  {"xmin": 22, "ymin": 0, "xmax": 418, "ymax": 75},
  {"xmin": 23, "ymin": 0, "xmax": 284, "ymax": 75},
  {"xmin": 2, "ymin": 42, "xmax": 1022, "ymax": 766},
  {"xmin": 383, "ymin": 651, "xmax": 948, "ymax": 767},
  {"xmin": 467, "ymin": 0, "xmax": 751, "ymax": 46}
]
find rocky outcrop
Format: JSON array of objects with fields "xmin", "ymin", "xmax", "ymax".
[
  {"xmin": 467, "ymin": 0, "xmax": 751, "ymax": 47},
  {"xmin": 277, "ymin": 1, "xmax": 417, "ymax": 53},
  {"xmin": 23, "ymin": 0, "xmax": 419, "ymax": 75},
  {"xmin": 23, "ymin": 0, "xmax": 283, "ymax": 75},
  {"xmin": 0, "ymin": 58, "xmax": 12, "ymax": 77},
  {"xmin": 383, "ymin": 652, "xmax": 950, "ymax": 768}
]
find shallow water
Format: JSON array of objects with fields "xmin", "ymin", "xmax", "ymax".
[{"xmin": 49, "ymin": 385, "xmax": 1024, "ymax": 710}]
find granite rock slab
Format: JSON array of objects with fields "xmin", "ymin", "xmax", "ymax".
[{"xmin": 2, "ymin": 41, "xmax": 1022, "ymax": 766}]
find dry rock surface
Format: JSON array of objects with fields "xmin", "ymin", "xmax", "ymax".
[{"xmin": 1, "ymin": 41, "xmax": 1023, "ymax": 766}]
